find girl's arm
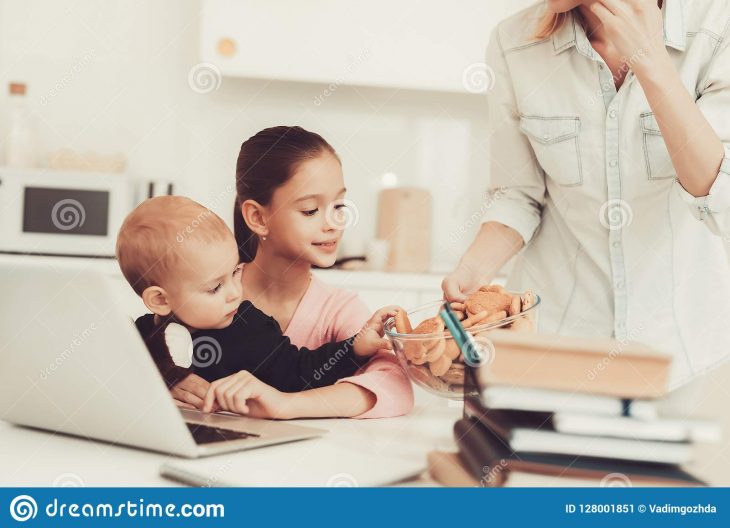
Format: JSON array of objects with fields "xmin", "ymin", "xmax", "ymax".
[
  {"xmin": 329, "ymin": 293, "xmax": 415, "ymax": 419},
  {"xmin": 201, "ymin": 369, "xmax": 376, "ymax": 418},
  {"xmin": 334, "ymin": 352, "xmax": 414, "ymax": 418},
  {"xmin": 282, "ymin": 382, "xmax": 377, "ymax": 418}
]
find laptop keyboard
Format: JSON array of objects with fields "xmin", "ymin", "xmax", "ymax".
[{"xmin": 186, "ymin": 422, "xmax": 260, "ymax": 445}]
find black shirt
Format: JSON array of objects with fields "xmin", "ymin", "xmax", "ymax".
[{"xmin": 135, "ymin": 300, "xmax": 367, "ymax": 392}]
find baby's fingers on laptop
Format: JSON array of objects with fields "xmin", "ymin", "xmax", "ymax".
[
  {"xmin": 172, "ymin": 397, "xmax": 196, "ymax": 410},
  {"xmin": 170, "ymin": 386, "xmax": 204, "ymax": 409},
  {"xmin": 183, "ymin": 373, "xmax": 212, "ymax": 400}
]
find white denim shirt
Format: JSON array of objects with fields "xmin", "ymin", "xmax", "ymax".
[{"xmin": 482, "ymin": 0, "xmax": 730, "ymax": 388}]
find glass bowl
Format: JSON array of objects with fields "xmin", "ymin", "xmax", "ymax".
[{"xmin": 384, "ymin": 292, "xmax": 541, "ymax": 399}]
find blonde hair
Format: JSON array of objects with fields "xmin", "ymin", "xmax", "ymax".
[
  {"xmin": 532, "ymin": 8, "xmax": 585, "ymax": 40},
  {"xmin": 116, "ymin": 196, "xmax": 232, "ymax": 296}
]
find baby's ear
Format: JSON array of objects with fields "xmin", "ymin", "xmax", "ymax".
[{"xmin": 142, "ymin": 286, "xmax": 173, "ymax": 316}]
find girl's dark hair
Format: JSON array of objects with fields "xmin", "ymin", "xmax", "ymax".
[{"xmin": 234, "ymin": 126, "xmax": 339, "ymax": 262}]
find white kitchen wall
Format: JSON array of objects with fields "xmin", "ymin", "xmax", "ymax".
[{"xmin": 0, "ymin": 0, "xmax": 537, "ymax": 272}]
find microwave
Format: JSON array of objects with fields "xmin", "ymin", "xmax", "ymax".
[{"xmin": 0, "ymin": 168, "xmax": 135, "ymax": 258}]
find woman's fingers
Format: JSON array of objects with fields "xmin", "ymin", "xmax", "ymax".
[
  {"xmin": 442, "ymin": 276, "xmax": 467, "ymax": 303},
  {"xmin": 590, "ymin": 0, "xmax": 615, "ymax": 23},
  {"xmin": 598, "ymin": 0, "xmax": 631, "ymax": 18}
]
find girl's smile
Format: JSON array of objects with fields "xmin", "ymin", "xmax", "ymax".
[{"xmin": 312, "ymin": 239, "xmax": 339, "ymax": 253}]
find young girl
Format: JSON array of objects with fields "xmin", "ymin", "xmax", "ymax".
[
  {"xmin": 230, "ymin": 125, "xmax": 414, "ymax": 418},
  {"xmin": 172, "ymin": 126, "xmax": 414, "ymax": 417}
]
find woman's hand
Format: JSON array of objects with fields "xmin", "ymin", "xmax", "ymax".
[
  {"xmin": 442, "ymin": 266, "xmax": 481, "ymax": 303},
  {"xmin": 588, "ymin": 0, "xmax": 668, "ymax": 76},
  {"xmin": 202, "ymin": 370, "xmax": 294, "ymax": 419},
  {"xmin": 442, "ymin": 222, "xmax": 525, "ymax": 303},
  {"xmin": 170, "ymin": 373, "xmax": 218, "ymax": 411}
]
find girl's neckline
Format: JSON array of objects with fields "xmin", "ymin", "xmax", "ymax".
[{"xmin": 239, "ymin": 262, "xmax": 314, "ymax": 334}]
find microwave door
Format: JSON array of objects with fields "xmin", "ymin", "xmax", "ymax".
[{"xmin": 0, "ymin": 169, "xmax": 132, "ymax": 257}]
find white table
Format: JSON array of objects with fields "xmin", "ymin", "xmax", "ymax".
[
  {"xmin": 0, "ymin": 393, "xmax": 462, "ymax": 487},
  {"xmin": 1, "ymin": 390, "xmax": 723, "ymax": 487}
]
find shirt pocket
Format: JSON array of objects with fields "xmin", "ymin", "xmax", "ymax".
[
  {"xmin": 640, "ymin": 111, "xmax": 675, "ymax": 180},
  {"xmin": 519, "ymin": 115, "xmax": 583, "ymax": 187}
]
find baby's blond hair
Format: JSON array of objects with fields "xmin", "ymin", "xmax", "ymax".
[{"xmin": 116, "ymin": 196, "xmax": 232, "ymax": 296}]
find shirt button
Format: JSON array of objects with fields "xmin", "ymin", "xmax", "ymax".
[
  {"xmin": 609, "ymin": 159, "xmax": 618, "ymax": 167},
  {"xmin": 542, "ymin": 134, "xmax": 550, "ymax": 140},
  {"xmin": 612, "ymin": 241, "xmax": 620, "ymax": 248},
  {"xmin": 609, "ymin": 110, "xmax": 617, "ymax": 118},
  {"xmin": 599, "ymin": 64, "xmax": 605, "ymax": 70},
  {"xmin": 615, "ymin": 281, "xmax": 624, "ymax": 289}
]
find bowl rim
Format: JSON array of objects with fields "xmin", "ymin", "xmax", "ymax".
[{"xmin": 384, "ymin": 292, "xmax": 541, "ymax": 340}]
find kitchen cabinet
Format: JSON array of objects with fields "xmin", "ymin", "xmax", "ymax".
[{"xmin": 200, "ymin": 0, "xmax": 535, "ymax": 94}]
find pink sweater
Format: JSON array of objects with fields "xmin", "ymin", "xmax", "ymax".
[{"xmin": 284, "ymin": 275, "xmax": 414, "ymax": 419}]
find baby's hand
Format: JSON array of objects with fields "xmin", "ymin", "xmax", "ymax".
[
  {"xmin": 202, "ymin": 370, "xmax": 293, "ymax": 419},
  {"xmin": 353, "ymin": 305, "xmax": 399, "ymax": 358}
]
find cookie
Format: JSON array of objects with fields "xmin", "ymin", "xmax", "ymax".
[
  {"xmin": 428, "ymin": 354, "xmax": 452, "ymax": 377},
  {"xmin": 465, "ymin": 290, "xmax": 512, "ymax": 317},
  {"xmin": 462, "ymin": 310, "xmax": 488, "ymax": 329},
  {"xmin": 508, "ymin": 294, "xmax": 521, "ymax": 317},
  {"xmin": 439, "ymin": 363, "xmax": 465, "ymax": 385},
  {"xmin": 443, "ymin": 335, "xmax": 461, "ymax": 360},
  {"xmin": 394, "ymin": 308, "xmax": 413, "ymax": 334},
  {"xmin": 483, "ymin": 310, "xmax": 508, "ymax": 325},
  {"xmin": 478, "ymin": 284, "xmax": 506, "ymax": 294},
  {"xmin": 412, "ymin": 316, "xmax": 444, "ymax": 335},
  {"xmin": 424, "ymin": 337, "xmax": 446, "ymax": 362},
  {"xmin": 521, "ymin": 290, "xmax": 536, "ymax": 321}
]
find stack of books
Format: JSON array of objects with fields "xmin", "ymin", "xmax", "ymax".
[{"xmin": 430, "ymin": 330, "xmax": 719, "ymax": 487}]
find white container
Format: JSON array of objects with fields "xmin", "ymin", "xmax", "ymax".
[
  {"xmin": 365, "ymin": 239, "xmax": 390, "ymax": 271},
  {"xmin": 4, "ymin": 83, "xmax": 36, "ymax": 168}
]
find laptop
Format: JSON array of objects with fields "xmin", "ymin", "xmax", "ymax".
[{"xmin": 0, "ymin": 261, "xmax": 324, "ymax": 458}]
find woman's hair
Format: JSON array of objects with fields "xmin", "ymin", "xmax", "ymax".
[
  {"xmin": 532, "ymin": 8, "xmax": 585, "ymax": 40},
  {"xmin": 233, "ymin": 126, "xmax": 339, "ymax": 262}
]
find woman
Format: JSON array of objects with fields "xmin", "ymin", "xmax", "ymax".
[{"xmin": 443, "ymin": 0, "xmax": 730, "ymax": 389}]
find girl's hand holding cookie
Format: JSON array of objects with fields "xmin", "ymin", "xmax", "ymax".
[{"xmin": 353, "ymin": 305, "xmax": 399, "ymax": 358}]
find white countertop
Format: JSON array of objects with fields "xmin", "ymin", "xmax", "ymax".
[{"xmin": 0, "ymin": 392, "xmax": 462, "ymax": 487}]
